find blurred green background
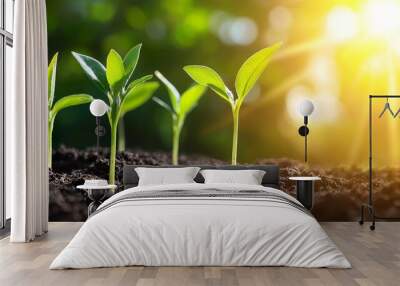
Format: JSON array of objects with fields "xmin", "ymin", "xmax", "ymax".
[
  {"xmin": 47, "ymin": 0, "xmax": 400, "ymax": 167},
  {"xmin": 47, "ymin": 0, "xmax": 287, "ymax": 163}
]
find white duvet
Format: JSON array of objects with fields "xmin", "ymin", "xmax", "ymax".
[{"xmin": 50, "ymin": 183, "xmax": 351, "ymax": 269}]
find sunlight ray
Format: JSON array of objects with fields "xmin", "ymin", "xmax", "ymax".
[
  {"xmin": 273, "ymin": 38, "xmax": 328, "ymax": 61},
  {"xmin": 242, "ymin": 71, "xmax": 309, "ymax": 114},
  {"xmin": 347, "ymin": 68, "xmax": 377, "ymax": 166}
]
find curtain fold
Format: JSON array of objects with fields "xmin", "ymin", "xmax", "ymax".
[{"xmin": 7, "ymin": 0, "xmax": 49, "ymax": 242}]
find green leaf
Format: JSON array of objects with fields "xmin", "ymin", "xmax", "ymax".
[
  {"xmin": 235, "ymin": 42, "xmax": 282, "ymax": 102},
  {"xmin": 153, "ymin": 97, "xmax": 174, "ymax": 114},
  {"xmin": 123, "ymin": 44, "xmax": 142, "ymax": 86},
  {"xmin": 72, "ymin": 51, "xmax": 108, "ymax": 92},
  {"xmin": 126, "ymin": 74, "xmax": 153, "ymax": 92},
  {"xmin": 120, "ymin": 82, "xmax": 159, "ymax": 117},
  {"xmin": 155, "ymin": 71, "xmax": 181, "ymax": 113},
  {"xmin": 51, "ymin": 94, "xmax": 93, "ymax": 117},
  {"xmin": 183, "ymin": 65, "xmax": 233, "ymax": 104},
  {"xmin": 180, "ymin": 84, "xmax": 206, "ymax": 116},
  {"xmin": 106, "ymin": 49, "xmax": 125, "ymax": 91},
  {"xmin": 48, "ymin": 52, "xmax": 58, "ymax": 109}
]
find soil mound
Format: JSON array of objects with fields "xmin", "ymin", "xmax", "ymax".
[{"xmin": 50, "ymin": 146, "xmax": 400, "ymax": 221}]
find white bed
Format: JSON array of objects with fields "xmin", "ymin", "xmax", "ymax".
[{"xmin": 50, "ymin": 183, "xmax": 351, "ymax": 269}]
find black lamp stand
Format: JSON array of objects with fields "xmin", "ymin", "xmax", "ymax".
[{"xmin": 298, "ymin": 116, "xmax": 310, "ymax": 163}]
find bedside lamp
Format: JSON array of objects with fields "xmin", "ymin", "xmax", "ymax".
[
  {"xmin": 298, "ymin": 99, "xmax": 315, "ymax": 163},
  {"xmin": 89, "ymin": 100, "xmax": 108, "ymax": 158}
]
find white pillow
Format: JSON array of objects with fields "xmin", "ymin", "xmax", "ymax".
[
  {"xmin": 135, "ymin": 167, "xmax": 200, "ymax": 186},
  {"xmin": 200, "ymin": 169, "xmax": 266, "ymax": 185}
]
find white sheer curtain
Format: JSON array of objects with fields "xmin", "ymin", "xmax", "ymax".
[{"xmin": 7, "ymin": 0, "xmax": 48, "ymax": 242}]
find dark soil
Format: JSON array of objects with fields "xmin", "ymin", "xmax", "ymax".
[
  {"xmin": 50, "ymin": 146, "xmax": 225, "ymax": 221},
  {"xmin": 50, "ymin": 146, "xmax": 400, "ymax": 222}
]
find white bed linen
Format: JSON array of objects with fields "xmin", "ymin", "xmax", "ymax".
[
  {"xmin": 135, "ymin": 167, "xmax": 200, "ymax": 186},
  {"xmin": 50, "ymin": 183, "xmax": 351, "ymax": 269},
  {"xmin": 200, "ymin": 169, "xmax": 266, "ymax": 185}
]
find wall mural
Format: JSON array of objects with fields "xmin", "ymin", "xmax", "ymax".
[{"xmin": 47, "ymin": 0, "xmax": 400, "ymax": 221}]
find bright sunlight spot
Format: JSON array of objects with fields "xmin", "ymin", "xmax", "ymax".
[
  {"xmin": 363, "ymin": 0, "xmax": 400, "ymax": 38},
  {"xmin": 325, "ymin": 6, "xmax": 358, "ymax": 42}
]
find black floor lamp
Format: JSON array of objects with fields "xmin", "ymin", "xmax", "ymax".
[
  {"xmin": 359, "ymin": 95, "xmax": 400, "ymax": 231},
  {"xmin": 298, "ymin": 99, "xmax": 315, "ymax": 163}
]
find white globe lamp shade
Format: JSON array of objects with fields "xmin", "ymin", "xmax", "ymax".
[
  {"xmin": 298, "ymin": 99, "xmax": 315, "ymax": 116},
  {"xmin": 90, "ymin": 99, "xmax": 108, "ymax": 117}
]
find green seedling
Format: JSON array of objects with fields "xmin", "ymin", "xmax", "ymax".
[
  {"xmin": 183, "ymin": 42, "xmax": 282, "ymax": 165},
  {"xmin": 48, "ymin": 53, "xmax": 93, "ymax": 168},
  {"xmin": 72, "ymin": 45, "xmax": 159, "ymax": 183},
  {"xmin": 153, "ymin": 71, "xmax": 206, "ymax": 165}
]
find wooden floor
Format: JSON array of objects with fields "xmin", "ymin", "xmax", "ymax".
[{"xmin": 0, "ymin": 222, "xmax": 399, "ymax": 286}]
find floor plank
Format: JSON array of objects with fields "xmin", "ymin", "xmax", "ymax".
[{"xmin": 0, "ymin": 222, "xmax": 399, "ymax": 286}]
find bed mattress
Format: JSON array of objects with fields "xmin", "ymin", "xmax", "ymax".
[{"xmin": 50, "ymin": 183, "xmax": 350, "ymax": 269}]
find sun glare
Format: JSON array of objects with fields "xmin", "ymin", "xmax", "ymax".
[
  {"xmin": 325, "ymin": 0, "xmax": 400, "ymax": 42},
  {"xmin": 363, "ymin": 0, "xmax": 400, "ymax": 38},
  {"xmin": 325, "ymin": 6, "xmax": 358, "ymax": 42}
]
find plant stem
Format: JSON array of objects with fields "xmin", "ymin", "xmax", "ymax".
[
  {"xmin": 172, "ymin": 119, "xmax": 183, "ymax": 165},
  {"xmin": 231, "ymin": 108, "xmax": 240, "ymax": 165},
  {"xmin": 172, "ymin": 119, "xmax": 181, "ymax": 165},
  {"xmin": 109, "ymin": 121, "xmax": 118, "ymax": 184},
  {"xmin": 48, "ymin": 116, "xmax": 55, "ymax": 169},
  {"xmin": 118, "ymin": 117, "xmax": 126, "ymax": 152}
]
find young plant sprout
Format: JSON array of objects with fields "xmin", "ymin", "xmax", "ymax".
[
  {"xmin": 183, "ymin": 42, "xmax": 282, "ymax": 165},
  {"xmin": 48, "ymin": 53, "xmax": 93, "ymax": 169},
  {"xmin": 72, "ymin": 44, "xmax": 159, "ymax": 184},
  {"xmin": 153, "ymin": 71, "xmax": 206, "ymax": 165}
]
